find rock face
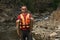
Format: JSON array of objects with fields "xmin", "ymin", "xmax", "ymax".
[{"xmin": 0, "ymin": 6, "xmax": 19, "ymax": 40}]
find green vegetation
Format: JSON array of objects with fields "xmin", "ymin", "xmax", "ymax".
[{"xmin": 0, "ymin": 0, "xmax": 60, "ymax": 13}]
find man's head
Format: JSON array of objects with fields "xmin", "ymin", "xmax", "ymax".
[{"xmin": 21, "ymin": 6, "xmax": 27, "ymax": 13}]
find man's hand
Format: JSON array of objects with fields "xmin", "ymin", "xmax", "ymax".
[
  {"xmin": 17, "ymin": 30, "xmax": 20, "ymax": 35},
  {"xmin": 16, "ymin": 27, "xmax": 21, "ymax": 38}
]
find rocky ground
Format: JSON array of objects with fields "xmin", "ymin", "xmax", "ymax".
[{"xmin": 32, "ymin": 9, "xmax": 60, "ymax": 40}]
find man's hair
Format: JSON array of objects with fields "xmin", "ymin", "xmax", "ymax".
[{"xmin": 20, "ymin": 5, "xmax": 27, "ymax": 9}]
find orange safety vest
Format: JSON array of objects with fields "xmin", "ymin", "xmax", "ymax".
[{"xmin": 20, "ymin": 13, "xmax": 31, "ymax": 30}]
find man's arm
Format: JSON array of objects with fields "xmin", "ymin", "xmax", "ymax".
[
  {"xmin": 16, "ymin": 15, "xmax": 21, "ymax": 36},
  {"xmin": 30, "ymin": 14, "xmax": 34, "ymax": 31},
  {"xmin": 16, "ymin": 20, "xmax": 20, "ymax": 36}
]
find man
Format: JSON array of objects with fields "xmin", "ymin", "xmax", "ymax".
[{"xmin": 16, "ymin": 6, "xmax": 34, "ymax": 40}]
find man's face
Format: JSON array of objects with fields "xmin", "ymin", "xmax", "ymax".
[{"xmin": 21, "ymin": 6, "xmax": 27, "ymax": 13}]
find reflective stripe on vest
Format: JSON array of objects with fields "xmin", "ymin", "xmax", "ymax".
[
  {"xmin": 20, "ymin": 13, "xmax": 30, "ymax": 28},
  {"xmin": 26, "ymin": 14, "xmax": 30, "ymax": 25}
]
